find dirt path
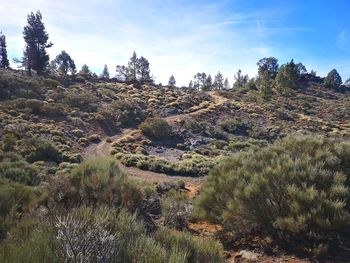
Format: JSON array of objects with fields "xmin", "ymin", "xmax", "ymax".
[{"xmin": 83, "ymin": 91, "xmax": 228, "ymax": 188}]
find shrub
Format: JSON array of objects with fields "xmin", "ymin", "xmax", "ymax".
[
  {"xmin": 63, "ymin": 91, "xmax": 97, "ymax": 112},
  {"xmin": 153, "ymin": 228, "xmax": 225, "ymax": 263},
  {"xmin": 140, "ymin": 118, "xmax": 173, "ymax": 140},
  {"xmin": 0, "ymin": 152, "xmax": 40, "ymax": 185},
  {"xmin": 220, "ymin": 119, "xmax": 250, "ymax": 136},
  {"xmin": 112, "ymin": 100, "xmax": 145, "ymax": 126},
  {"xmin": 20, "ymin": 137, "xmax": 62, "ymax": 163},
  {"xmin": 0, "ymin": 228, "xmax": 60, "ymax": 263},
  {"xmin": 43, "ymin": 78, "xmax": 60, "ymax": 88},
  {"xmin": 0, "ymin": 180, "xmax": 42, "ymax": 235},
  {"xmin": 161, "ymin": 190, "xmax": 190, "ymax": 230},
  {"xmin": 49, "ymin": 158, "xmax": 143, "ymax": 210},
  {"xmin": 0, "ymin": 70, "xmax": 42, "ymax": 100},
  {"xmin": 196, "ymin": 135, "xmax": 350, "ymax": 249}
]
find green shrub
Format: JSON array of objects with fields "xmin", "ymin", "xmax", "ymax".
[
  {"xmin": 153, "ymin": 228, "xmax": 225, "ymax": 263},
  {"xmin": 140, "ymin": 118, "xmax": 173, "ymax": 140},
  {"xmin": 0, "ymin": 181, "xmax": 42, "ymax": 234},
  {"xmin": 63, "ymin": 91, "xmax": 97, "ymax": 112},
  {"xmin": 20, "ymin": 137, "xmax": 62, "ymax": 163},
  {"xmin": 49, "ymin": 158, "xmax": 143, "ymax": 210},
  {"xmin": 0, "ymin": 152, "xmax": 40, "ymax": 185},
  {"xmin": 112, "ymin": 100, "xmax": 146, "ymax": 127},
  {"xmin": 0, "ymin": 228, "xmax": 60, "ymax": 263},
  {"xmin": 1, "ymin": 133, "xmax": 16, "ymax": 152},
  {"xmin": 43, "ymin": 78, "xmax": 60, "ymax": 88},
  {"xmin": 196, "ymin": 135, "xmax": 350, "ymax": 248},
  {"xmin": 220, "ymin": 119, "xmax": 250, "ymax": 136},
  {"xmin": 0, "ymin": 70, "xmax": 42, "ymax": 100}
]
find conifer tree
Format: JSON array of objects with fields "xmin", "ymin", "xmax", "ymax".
[
  {"xmin": 79, "ymin": 64, "xmax": 92, "ymax": 79},
  {"xmin": 0, "ymin": 32, "xmax": 9, "ymax": 68},
  {"xmin": 53, "ymin": 50, "xmax": 76, "ymax": 75},
  {"xmin": 324, "ymin": 69, "xmax": 342, "ymax": 89},
  {"xmin": 22, "ymin": 11, "xmax": 53, "ymax": 75},
  {"xmin": 203, "ymin": 74, "xmax": 213, "ymax": 91},
  {"xmin": 223, "ymin": 78, "xmax": 230, "ymax": 89},
  {"xmin": 233, "ymin": 69, "xmax": 249, "ymax": 89},
  {"xmin": 100, "ymin": 64, "xmax": 110, "ymax": 79},
  {"xmin": 213, "ymin": 71, "xmax": 224, "ymax": 90},
  {"xmin": 168, "ymin": 75, "xmax": 176, "ymax": 87}
]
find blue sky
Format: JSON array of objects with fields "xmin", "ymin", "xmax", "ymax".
[{"xmin": 1, "ymin": 0, "xmax": 349, "ymax": 86}]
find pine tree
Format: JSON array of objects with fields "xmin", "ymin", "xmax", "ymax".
[
  {"xmin": 233, "ymin": 69, "xmax": 249, "ymax": 89},
  {"xmin": 22, "ymin": 11, "xmax": 53, "ymax": 75},
  {"xmin": 0, "ymin": 32, "xmax": 9, "ymax": 68},
  {"xmin": 128, "ymin": 51, "xmax": 138, "ymax": 82},
  {"xmin": 168, "ymin": 75, "xmax": 176, "ymax": 87},
  {"xmin": 188, "ymin": 80, "xmax": 193, "ymax": 89},
  {"xmin": 79, "ymin": 64, "xmax": 92, "ymax": 79},
  {"xmin": 324, "ymin": 69, "xmax": 342, "ymax": 89},
  {"xmin": 203, "ymin": 74, "xmax": 212, "ymax": 91},
  {"xmin": 138, "ymin": 56, "xmax": 152, "ymax": 83},
  {"xmin": 116, "ymin": 65, "xmax": 129, "ymax": 82},
  {"xmin": 275, "ymin": 59, "xmax": 306, "ymax": 94},
  {"xmin": 100, "ymin": 64, "xmax": 110, "ymax": 79},
  {"xmin": 213, "ymin": 72, "xmax": 224, "ymax": 90},
  {"xmin": 53, "ymin": 50, "xmax": 76, "ymax": 75},
  {"xmin": 193, "ymin": 72, "xmax": 207, "ymax": 91},
  {"xmin": 223, "ymin": 78, "xmax": 230, "ymax": 90}
]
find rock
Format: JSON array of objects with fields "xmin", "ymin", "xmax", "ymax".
[{"xmin": 238, "ymin": 250, "xmax": 261, "ymax": 261}]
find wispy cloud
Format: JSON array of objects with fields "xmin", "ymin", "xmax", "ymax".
[{"xmin": 1, "ymin": 0, "xmax": 349, "ymax": 85}]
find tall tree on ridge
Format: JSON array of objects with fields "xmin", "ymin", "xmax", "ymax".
[
  {"xmin": 100, "ymin": 64, "xmax": 110, "ymax": 79},
  {"xmin": 0, "ymin": 32, "xmax": 9, "ymax": 68},
  {"xmin": 22, "ymin": 11, "xmax": 53, "ymax": 75},
  {"xmin": 213, "ymin": 71, "xmax": 224, "ymax": 90},
  {"xmin": 53, "ymin": 50, "xmax": 76, "ymax": 75},
  {"xmin": 168, "ymin": 75, "xmax": 176, "ymax": 87}
]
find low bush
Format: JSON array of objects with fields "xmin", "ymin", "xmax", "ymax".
[
  {"xmin": 220, "ymin": 119, "xmax": 250, "ymax": 136},
  {"xmin": 0, "ymin": 152, "xmax": 40, "ymax": 185},
  {"xmin": 48, "ymin": 158, "xmax": 143, "ymax": 210},
  {"xmin": 140, "ymin": 118, "xmax": 174, "ymax": 140},
  {"xmin": 196, "ymin": 135, "xmax": 350, "ymax": 251},
  {"xmin": 20, "ymin": 137, "xmax": 62, "ymax": 163},
  {"xmin": 112, "ymin": 100, "xmax": 146, "ymax": 127},
  {"xmin": 153, "ymin": 228, "xmax": 225, "ymax": 263}
]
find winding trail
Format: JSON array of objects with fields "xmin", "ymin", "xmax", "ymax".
[{"xmin": 84, "ymin": 91, "xmax": 228, "ymax": 189}]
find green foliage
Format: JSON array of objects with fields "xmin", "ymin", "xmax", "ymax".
[
  {"xmin": 140, "ymin": 118, "xmax": 173, "ymax": 140},
  {"xmin": 20, "ymin": 137, "xmax": 62, "ymax": 163},
  {"xmin": 196, "ymin": 135, "xmax": 350, "ymax": 247},
  {"xmin": 0, "ymin": 228, "xmax": 60, "ymax": 263},
  {"xmin": 161, "ymin": 190, "xmax": 189, "ymax": 229},
  {"xmin": 63, "ymin": 90, "xmax": 97, "ymax": 112},
  {"xmin": 49, "ymin": 158, "xmax": 143, "ymax": 210},
  {"xmin": 257, "ymin": 57, "xmax": 279, "ymax": 79},
  {"xmin": 112, "ymin": 100, "xmax": 145, "ymax": 126},
  {"xmin": 0, "ymin": 33, "xmax": 9, "ymax": 69},
  {"xmin": 220, "ymin": 119, "xmax": 250, "ymax": 136},
  {"xmin": 0, "ymin": 180, "xmax": 43, "ymax": 236},
  {"xmin": 153, "ymin": 228, "xmax": 225, "ymax": 263},
  {"xmin": 257, "ymin": 70, "xmax": 274, "ymax": 98},
  {"xmin": 43, "ymin": 78, "xmax": 60, "ymax": 88},
  {"xmin": 119, "ymin": 153, "xmax": 216, "ymax": 177},
  {"xmin": 0, "ymin": 152, "xmax": 40, "ymax": 185},
  {"xmin": 0, "ymin": 70, "xmax": 42, "ymax": 100},
  {"xmin": 53, "ymin": 50, "xmax": 76, "ymax": 75},
  {"xmin": 324, "ymin": 69, "xmax": 342, "ymax": 89},
  {"xmin": 22, "ymin": 11, "xmax": 52, "ymax": 74},
  {"xmin": 276, "ymin": 59, "xmax": 306, "ymax": 93},
  {"xmin": 9, "ymin": 98, "xmax": 66, "ymax": 117}
]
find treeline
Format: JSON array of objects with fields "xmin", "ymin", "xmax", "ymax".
[{"xmin": 0, "ymin": 10, "xmax": 350, "ymax": 92}]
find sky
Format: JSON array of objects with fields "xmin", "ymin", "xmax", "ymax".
[{"xmin": 0, "ymin": 0, "xmax": 349, "ymax": 86}]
